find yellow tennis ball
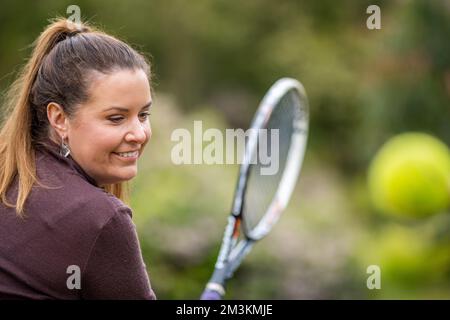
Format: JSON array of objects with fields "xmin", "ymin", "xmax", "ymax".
[{"xmin": 368, "ymin": 133, "xmax": 450, "ymax": 219}]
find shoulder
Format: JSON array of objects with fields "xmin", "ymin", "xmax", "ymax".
[{"xmin": 31, "ymin": 150, "xmax": 132, "ymax": 231}]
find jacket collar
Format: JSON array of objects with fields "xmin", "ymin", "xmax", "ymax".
[{"xmin": 36, "ymin": 138, "xmax": 99, "ymax": 188}]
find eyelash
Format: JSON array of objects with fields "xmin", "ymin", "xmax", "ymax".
[{"xmin": 108, "ymin": 112, "xmax": 151, "ymax": 124}]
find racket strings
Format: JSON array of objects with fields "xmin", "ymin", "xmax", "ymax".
[{"xmin": 243, "ymin": 90, "xmax": 300, "ymax": 234}]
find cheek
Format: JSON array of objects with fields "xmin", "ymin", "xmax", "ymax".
[
  {"xmin": 71, "ymin": 126, "xmax": 120, "ymax": 157},
  {"xmin": 143, "ymin": 122, "xmax": 152, "ymax": 143},
  {"xmin": 146, "ymin": 125, "xmax": 152, "ymax": 140}
]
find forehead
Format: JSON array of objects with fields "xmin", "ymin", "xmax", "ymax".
[{"xmin": 82, "ymin": 69, "xmax": 151, "ymax": 112}]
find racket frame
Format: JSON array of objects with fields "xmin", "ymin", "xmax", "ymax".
[{"xmin": 202, "ymin": 78, "xmax": 309, "ymax": 299}]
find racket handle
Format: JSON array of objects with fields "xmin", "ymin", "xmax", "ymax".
[
  {"xmin": 200, "ymin": 281, "xmax": 225, "ymax": 300},
  {"xmin": 200, "ymin": 289, "xmax": 222, "ymax": 300}
]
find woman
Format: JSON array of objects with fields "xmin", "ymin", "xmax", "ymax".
[{"xmin": 0, "ymin": 18, "xmax": 156, "ymax": 299}]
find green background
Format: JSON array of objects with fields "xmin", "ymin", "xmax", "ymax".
[{"xmin": 1, "ymin": 0, "xmax": 449, "ymax": 299}]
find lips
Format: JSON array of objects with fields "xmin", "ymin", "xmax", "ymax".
[
  {"xmin": 113, "ymin": 150, "xmax": 139, "ymax": 158},
  {"xmin": 113, "ymin": 149, "xmax": 140, "ymax": 162}
]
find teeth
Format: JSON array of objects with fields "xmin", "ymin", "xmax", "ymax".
[{"xmin": 116, "ymin": 151, "xmax": 138, "ymax": 158}]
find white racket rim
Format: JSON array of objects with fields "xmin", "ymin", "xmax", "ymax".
[{"xmin": 240, "ymin": 77, "xmax": 309, "ymax": 240}]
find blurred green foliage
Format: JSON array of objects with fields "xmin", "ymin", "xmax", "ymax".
[{"xmin": 1, "ymin": 0, "xmax": 449, "ymax": 299}]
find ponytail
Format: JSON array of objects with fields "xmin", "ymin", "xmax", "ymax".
[{"xmin": 0, "ymin": 18, "xmax": 149, "ymax": 216}]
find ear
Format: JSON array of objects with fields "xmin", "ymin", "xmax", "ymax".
[{"xmin": 47, "ymin": 102, "xmax": 69, "ymax": 140}]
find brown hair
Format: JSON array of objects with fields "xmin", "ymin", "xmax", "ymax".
[{"xmin": 0, "ymin": 18, "xmax": 151, "ymax": 216}]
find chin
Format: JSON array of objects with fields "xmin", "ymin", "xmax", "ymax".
[
  {"xmin": 117, "ymin": 169, "xmax": 138, "ymax": 181},
  {"xmin": 104, "ymin": 170, "xmax": 137, "ymax": 184}
]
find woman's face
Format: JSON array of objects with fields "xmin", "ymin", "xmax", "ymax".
[{"xmin": 66, "ymin": 68, "xmax": 152, "ymax": 185}]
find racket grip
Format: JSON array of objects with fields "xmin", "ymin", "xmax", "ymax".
[{"xmin": 200, "ymin": 289, "xmax": 222, "ymax": 300}]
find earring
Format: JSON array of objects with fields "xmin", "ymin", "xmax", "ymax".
[{"xmin": 60, "ymin": 136, "xmax": 71, "ymax": 158}]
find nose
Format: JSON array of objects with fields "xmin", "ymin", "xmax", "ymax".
[{"xmin": 125, "ymin": 118, "xmax": 150, "ymax": 144}]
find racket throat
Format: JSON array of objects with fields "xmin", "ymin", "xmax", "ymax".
[{"xmin": 206, "ymin": 267, "xmax": 229, "ymax": 295}]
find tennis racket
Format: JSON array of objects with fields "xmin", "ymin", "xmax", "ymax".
[{"xmin": 200, "ymin": 77, "xmax": 309, "ymax": 300}]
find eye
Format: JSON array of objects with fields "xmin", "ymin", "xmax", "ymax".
[
  {"xmin": 108, "ymin": 116, "xmax": 125, "ymax": 123},
  {"xmin": 139, "ymin": 111, "xmax": 151, "ymax": 121}
]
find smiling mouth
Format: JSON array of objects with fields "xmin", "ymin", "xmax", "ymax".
[{"xmin": 113, "ymin": 150, "xmax": 139, "ymax": 158}]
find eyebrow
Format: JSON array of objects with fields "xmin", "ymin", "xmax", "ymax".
[{"xmin": 102, "ymin": 101, "xmax": 152, "ymax": 113}]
